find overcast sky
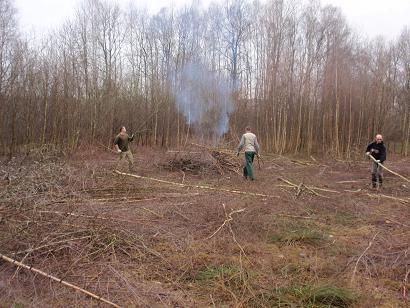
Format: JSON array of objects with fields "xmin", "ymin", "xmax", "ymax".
[{"xmin": 14, "ymin": 0, "xmax": 410, "ymax": 40}]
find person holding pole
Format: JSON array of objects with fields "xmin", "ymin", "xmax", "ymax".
[
  {"xmin": 366, "ymin": 134, "xmax": 386, "ymax": 188},
  {"xmin": 114, "ymin": 126, "xmax": 134, "ymax": 172},
  {"xmin": 237, "ymin": 126, "xmax": 260, "ymax": 181}
]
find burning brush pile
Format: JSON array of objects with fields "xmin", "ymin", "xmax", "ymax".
[
  {"xmin": 163, "ymin": 145, "xmax": 241, "ymax": 176},
  {"xmin": 163, "ymin": 157, "xmax": 210, "ymax": 174}
]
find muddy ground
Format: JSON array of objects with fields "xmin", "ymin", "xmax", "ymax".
[{"xmin": 0, "ymin": 145, "xmax": 409, "ymax": 307}]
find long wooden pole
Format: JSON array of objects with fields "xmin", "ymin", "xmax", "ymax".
[
  {"xmin": 367, "ymin": 154, "xmax": 410, "ymax": 183},
  {"xmin": 0, "ymin": 253, "xmax": 121, "ymax": 308},
  {"xmin": 114, "ymin": 170, "xmax": 278, "ymax": 198}
]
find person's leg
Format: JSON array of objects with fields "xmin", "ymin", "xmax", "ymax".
[
  {"xmin": 377, "ymin": 164, "xmax": 383, "ymax": 187},
  {"xmin": 126, "ymin": 150, "xmax": 134, "ymax": 171},
  {"xmin": 245, "ymin": 152, "xmax": 255, "ymax": 180},
  {"xmin": 115, "ymin": 151, "xmax": 125, "ymax": 170},
  {"xmin": 371, "ymin": 162, "xmax": 377, "ymax": 188}
]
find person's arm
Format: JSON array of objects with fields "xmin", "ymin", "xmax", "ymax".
[
  {"xmin": 114, "ymin": 136, "xmax": 121, "ymax": 152},
  {"xmin": 254, "ymin": 137, "xmax": 260, "ymax": 155},
  {"xmin": 380, "ymin": 145, "xmax": 386, "ymax": 162},
  {"xmin": 237, "ymin": 135, "xmax": 245, "ymax": 155},
  {"xmin": 365, "ymin": 143, "xmax": 371, "ymax": 155}
]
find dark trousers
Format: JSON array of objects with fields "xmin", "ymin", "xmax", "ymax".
[
  {"xmin": 243, "ymin": 151, "xmax": 255, "ymax": 180},
  {"xmin": 371, "ymin": 161, "xmax": 383, "ymax": 186}
]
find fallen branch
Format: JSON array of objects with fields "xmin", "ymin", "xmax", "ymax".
[
  {"xmin": 277, "ymin": 177, "xmax": 330, "ymax": 198},
  {"xmin": 38, "ymin": 210, "xmax": 148, "ymax": 223},
  {"xmin": 290, "ymin": 159, "xmax": 314, "ymax": 166},
  {"xmin": 115, "ymin": 170, "xmax": 278, "ymax": 198},
  {"xmin": 336, "ymin": 180, "xmax": 364, "ymax": 184},
  {"xmin": 368, "ymin": 155, "xmax": 410, "ymax": 183},
  {"xmin": 0, "ymin": 253, "xmax": 121, "ymax": 308},
  {"xmin": 344, "ymin": 189, "xmax": 362, "ymax": 193},
  {"xmin": 367, "ymin": 193, "xmax": 409, "ymax": 204}
]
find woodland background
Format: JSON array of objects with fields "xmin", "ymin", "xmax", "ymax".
[{"xmin": 1, "ymin": 0, "xmax": 409, "ymax": 157}]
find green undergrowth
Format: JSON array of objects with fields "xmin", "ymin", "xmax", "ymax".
[
  {"xmin": 196, "ymin": 265, "xmax": 240, "ymax": 281},
  {"xmin": 269, "ymin": 218, "xmax": 326, "ymax": 246},
  {"xmin": 248, "ymin": 284, "xmax": 358, "ymax": 307}
]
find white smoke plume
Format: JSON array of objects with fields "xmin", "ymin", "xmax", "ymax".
[{"xmin": 175, "ymin": 62, "xmax": 234, "ymax": 141}]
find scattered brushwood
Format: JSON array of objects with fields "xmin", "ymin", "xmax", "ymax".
[{"xmin": 2, "ymin": 149, "xmax": 410, "ymax": 307}]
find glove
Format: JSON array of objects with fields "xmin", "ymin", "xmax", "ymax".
[
  {"xmin": 365, "ymin": 152, "xmax": 370, "ymax": 156},
  {"xmin": 257, "ymin": 153, "xmax": 260, "ymax": 158},
  {"xmin": 376, "ymin": 160, "xmax": 381, "ymax": 163},
  {"xmin": 117, "ymin": 149, "xmax": 122, "ymax": 153},
  {"xmin": 236, "ymin": 152, "xmax": 240, "ymax": 157}
]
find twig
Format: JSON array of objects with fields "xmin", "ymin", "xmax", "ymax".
[
  {"xmin": 0, "ymin": 253, "xmax": 121, "ymax": 307},
  {"xmin": 368, "ymin": 155, "xmax": 410, "ymax": 183},
  {"xmin": 15, "ymin": 235, "xmax": 92, "ymax": 255},
  {"xmin": 350, "ymin": 233, "xmax": 378, "ymax": 284},
  {"xmin": 142, "ymin": 207, "xmax": 163, "ymax": 218},
  {"xmin": 180, "ymin": 170, "xmax": 186, "ymax": 184},
  {"xmin": 404, "ymin": 267, "xmax": 410, "ymax": 300},
  {"xmin": 206, "ymin": 206, "xmax": 245, "ymax": 239},
  {"xmin": 115, "ymin": 170, "xmax": 279, "ymax": 198},
  {"xmin": 276, "ymin": 214, "xmax": 315, "ymax": 220},
  {"xmin": 210, "ymin": 294, "xmax": 216, "ymax": 308},
  {"xmin": 295, "ymin": 182, "xmax": 304, "ymax": 198}
]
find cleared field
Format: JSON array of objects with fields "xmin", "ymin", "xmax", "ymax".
[{"xmin": 1, "ymin": 147, "xmax": 409, "ymax": 307}]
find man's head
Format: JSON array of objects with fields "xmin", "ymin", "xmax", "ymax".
[
  {"xmin": 245, "ymin": 126, "xmax": 251, "ymax": 132},
  {"xmin": 120, "ymin": 126, "xmax": 126, "ymax": 133},
  {"xmin": 375, "ymin": 134, "xmax": 383, "ymax": 144}
]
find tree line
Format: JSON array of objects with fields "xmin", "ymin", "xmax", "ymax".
[{"xmin": 1, "ymin": 0, "xmax": 409, "ymax": 157}]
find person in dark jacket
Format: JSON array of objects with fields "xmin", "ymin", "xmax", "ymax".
[
  {"xmin": 114, "ymin": 126, "xmax": 134, "ymax": 171},
  {"xmin": 366, "ymin": 134, "xmax": 386, "ymax": 188}
]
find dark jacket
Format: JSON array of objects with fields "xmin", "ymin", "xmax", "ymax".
[
  {"xmin": 114, "ymin": 133, "xmax": 134, "ymax": 151},
  {"xmin": 366, "ymin": 141, "xmax": 386, "ymax": 162}
]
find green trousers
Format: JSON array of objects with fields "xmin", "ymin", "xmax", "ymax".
[
  {"xmin": 116, "ymin": 150, "xmax": 134, "ymax": 171},
  {"xmin": 243, "ymin": 151, "xmax": 255, "ymax": 180}
]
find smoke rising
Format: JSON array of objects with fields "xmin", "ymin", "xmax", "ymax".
[{"xmin": 175, "ymin": 62, "xmax": 234, "ymax": 141}]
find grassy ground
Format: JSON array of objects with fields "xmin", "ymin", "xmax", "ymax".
[{"xmin": 0, "ymin": 146, "xmax": 409, "ymax": 307}]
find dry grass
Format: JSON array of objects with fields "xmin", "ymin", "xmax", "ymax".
[{"xmin": 0, "ymin": 146, "xmax": 409, "ymax": 306}]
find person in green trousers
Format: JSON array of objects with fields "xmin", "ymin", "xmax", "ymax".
[
  {"xmin": 114, "ymin": 126, "xmax": 134, "ymax": 172},
  {"xmin": 236, "ymin": 126, "xmax": 260, "ymax": 180}
]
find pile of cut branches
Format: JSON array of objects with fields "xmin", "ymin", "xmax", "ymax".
[
  {"xmin": 188, "ymin": 143, "xmax": 241, "ymax": 175},
  {"xmin": 162, "ymin": 157, "xmax": 210, "ymax": 174},
  {"xmin": 210, "ymin": 150, "xmax": 241, "ymax": 175}
]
